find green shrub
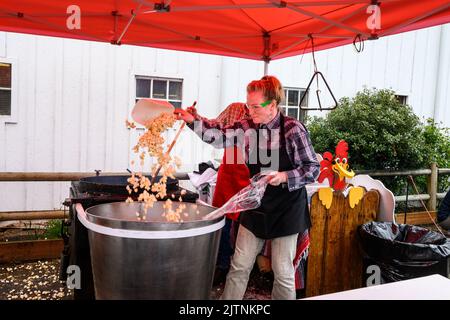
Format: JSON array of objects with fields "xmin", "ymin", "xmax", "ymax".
[
  {"xmin": 421, "ymin": 119, "xmax": 450, "ymax": 194},
  {"xmin": 37, "ymin": 220, "xmax": 63, "ymax": 240},
  {"xmin": 306, "ymin": 88, "xmax": 450, "ymax": 199}
]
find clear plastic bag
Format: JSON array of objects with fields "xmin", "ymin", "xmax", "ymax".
[{"xmin": 202, "ymin": 173, "xmax": 272, "ymax": 220}]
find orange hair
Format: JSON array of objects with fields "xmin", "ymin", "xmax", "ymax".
[{"xmin": 246, "ymin": 75, "xmax": 285, "ymax": 105}]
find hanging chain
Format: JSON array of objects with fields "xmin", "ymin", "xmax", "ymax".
[
  {"xmin": 310, "ymin": 34, "xmax": 318, "ymax": 73},
  {"xmin": 309, "ymin": 35, "xmax": 320, "ymax": 91},
  {"xmin": 298, "ymin": 37, "xmax": 311, "ymax": 66}
]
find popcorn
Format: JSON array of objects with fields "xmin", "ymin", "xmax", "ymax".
[
  {"xmin": 125, "ymin": 119, "xmax": 136, "ymax": 129},
  {"xmin": 126, "ymin": 113, "xmax": 186, "ymax": 221}
]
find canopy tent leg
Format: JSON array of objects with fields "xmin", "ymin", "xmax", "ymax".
[{"xmin": 264, "ymin": 60, "xmax": 269, "ymax": 76}]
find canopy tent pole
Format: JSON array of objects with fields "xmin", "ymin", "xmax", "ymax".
[
  {"xmin": 116, "ymin": 3, "xmax": 142, "ymax": 44},
  {"xmin": 263, "ymin": 60, "xmax": 269, "ymax": 76},
  {"xmin": 263, "ymin": 31, "xmax": 270, "ymax": 75}
]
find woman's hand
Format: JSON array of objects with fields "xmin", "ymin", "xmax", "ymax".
[
  {"xmin": 268, "ymin": 171, "xmax": 288, "ymax": 186},
  {"xmin": 174, "ymin": 108, "xmax": 195, "ymax": 123},
  {"xmin": 186, "ymin": 105, "xmax": 198, "ymax": 117}
]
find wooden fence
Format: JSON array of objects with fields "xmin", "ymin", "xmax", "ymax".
[
  {"xmin": 0, "ymin": 167, "xmax": 447, "ymax": 267},
  {"xmin": 357, "ymin": 163, "xmax": 449, "ymax": 211},
  {"xmin": 0, "ymin": 165, "xmax": 447, "ymax": 222}
]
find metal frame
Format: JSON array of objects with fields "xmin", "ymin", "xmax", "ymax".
[
  {"xmin": 281, "ymin": 2, "xmax": 371, "ymax": 38},
  {"xmin": 299, "ymin": 71, "xmax": 338, "ymax": 111},
  {"xmin": 380, "ymin": 2, "xmax": 450, "ymax": 36},
  {"xmin": 270, "ymin": 3, "xmax": 368, "ymax": 59},
  {"xmin": 135, "ymin": 0, "xmax": 403, "ymax": 13},
  {"xmin": 0, "ymin": 9, "xmax": 105, "ymax": 42},
  {"xmin": 116, "ymin": 3, "xmax": 143, "ymax": 44},
  {"xmin": 0, "ymin": 1, "xmax": 448, "ymax": 64}
]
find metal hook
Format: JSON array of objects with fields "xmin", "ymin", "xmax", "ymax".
[
  {"xmin": 298, "ymin": 34, "xmax": 338, "ymax": 111},
  {"xmin": 353, "ymin": 34, "xmax": 365, "ymax": 53},
  {"xmin": 299, "ymin": 71, "xmax": 338, "ymax": 111}
]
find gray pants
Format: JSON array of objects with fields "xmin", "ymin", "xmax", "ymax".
[{"xmin": 220, "ymin": 225, "xmax": 298, "ymax": 300}]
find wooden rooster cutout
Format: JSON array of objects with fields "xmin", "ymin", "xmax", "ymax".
[{"xmin": 317, "ymin": 140, "xmax": 364, "ymax": 209}]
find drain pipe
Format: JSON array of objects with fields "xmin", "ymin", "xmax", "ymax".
[{"xmin": 432, "ymin": 25, "xmax": 446, "ymax": 121}]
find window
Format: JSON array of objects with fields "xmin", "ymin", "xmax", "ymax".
[
  {"xmin": 135, "ymin": 76, "xmax": 183, "ymax": 108},
  {"xmin": 0, "ymin": 63, "xmax": 12, "ymax": 116},
  {"xmin": 280, "ymin": 88, "xmax": 308, "ymax": 122},
  {"xmin": 395, "ymin": 94, "xmax": 408, "ymax": 105}
]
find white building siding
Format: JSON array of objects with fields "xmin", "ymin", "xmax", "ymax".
[{"xmin": 0, "ymin": 23, "xmax": 449, "ymax": 211}]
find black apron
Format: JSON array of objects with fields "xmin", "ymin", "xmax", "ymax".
[{"xmin": 240, "ymin": 113, "xmax": 311, "ymax": 239}]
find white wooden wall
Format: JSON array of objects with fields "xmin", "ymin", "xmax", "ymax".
[
  {"xmin": 0, "ymin": 23, "xmax": 449, "ymax": 212},
  {"xmin": 269, "ymin": 24, "xmax": 450, "ymax": 123}
]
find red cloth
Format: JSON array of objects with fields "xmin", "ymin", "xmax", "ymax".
[
  {"xmin": 212, "ymin": 146, "xmax": 250, "ymax": 221},
  {"xmin": 215, "ymin": 102, "xmax": 249, "ymax": 126}
]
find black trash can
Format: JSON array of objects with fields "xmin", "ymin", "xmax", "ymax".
[{"xmin": 359, "ymin": 222, "xmax": 450, "ymax": 284}]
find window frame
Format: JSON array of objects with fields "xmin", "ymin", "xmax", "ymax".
[
  {"xmin": 135, "ymin": 75, "xmax": 183, "ymax": 108},
  {"xmin": 395, "ymin": 94, "xmax": 408, "ymax": 105},
  {"xmin": 131, "ymin": 74, "xmax": 183, "ymax": 130},
  {"xmin": 0, "ymin": 57, "xmax": 18, "ymax": 124},
  {"xmin": 280, "ymin": 87, "xmax": 308, "ymax": 122}
]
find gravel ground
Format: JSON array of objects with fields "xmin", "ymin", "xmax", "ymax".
[
  {"xmin": 0, "ymin": 260, "xmax": 72, "ymax": 300},
  {"xmin": 211, "ymin": 268, "xmax": 273, "ymax": 300},
  {"xmin": 0, "ymin": 259, "xmax": 271, "ymax": 300}
]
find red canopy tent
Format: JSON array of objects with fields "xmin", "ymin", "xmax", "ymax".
[{"xmin": 0, "ymin": 0, "xmax": 449, "ymax": 66}]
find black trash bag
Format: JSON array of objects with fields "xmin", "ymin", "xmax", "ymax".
[{"xmin": 359, "ymin": 222, "xmax": 450, "ymax": 283}]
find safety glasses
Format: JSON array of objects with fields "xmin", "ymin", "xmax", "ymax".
[{"xmin": 246, "ymin": 99, "xmax": 272, "ymax": 109}]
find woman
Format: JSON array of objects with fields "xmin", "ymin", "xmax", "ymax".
[
  {"xmin": 193, "ymin": 102, "xmax": 251, "ymax": 285},
  {"xmin": 175, "ymin": 76, "xmax": 320, "ymax": 300}
]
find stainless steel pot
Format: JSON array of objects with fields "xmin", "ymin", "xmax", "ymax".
[{"xmin": 76, "ymin": 201, "xmax": 224, "ymax": 299}]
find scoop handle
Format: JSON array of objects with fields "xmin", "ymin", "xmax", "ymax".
[{"xmin": 151, "ymin": 121, "xmax": 186, "ymax": 184}]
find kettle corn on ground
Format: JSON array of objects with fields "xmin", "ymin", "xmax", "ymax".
[{"xmin": 0, "ymin": 259, "xmax": 271, "ymax": 300}]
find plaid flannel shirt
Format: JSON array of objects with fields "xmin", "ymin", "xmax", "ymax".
[
  {"xmin": 188, "ymin": 111, "xmax": 320, "ymax": 191},
  {"xmin": 195, "ymin": 102, "xmax": 250, "ymax": 125}
]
